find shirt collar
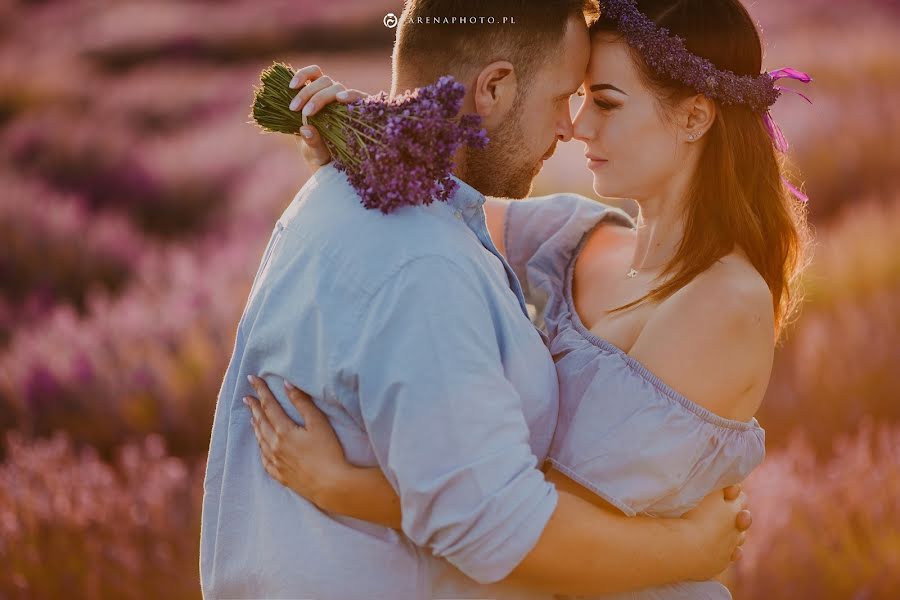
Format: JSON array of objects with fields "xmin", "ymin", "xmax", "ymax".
[
  {"xmin": 320, "ymin": 163, "xmax": 486, "ymax": 220},
  {"xmin": 447, "ymin": 174, "xmax": 487, "ymax": 219}
]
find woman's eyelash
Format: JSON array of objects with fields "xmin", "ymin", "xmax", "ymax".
[{"xmin": 594, "ymin": 99, "xmax": 617, "ymax": 110}]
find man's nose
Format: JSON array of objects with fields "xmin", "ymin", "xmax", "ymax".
[{"xmin": 557, "ymin": 117, "xmax": 574, "ymax": 143}]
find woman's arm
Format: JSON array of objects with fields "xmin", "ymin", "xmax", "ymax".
[
  {"xmin": 328, "ymin": 465, "xmax": 401, "ymax": 529},
  {"xmin": 244, "ymin": 377, "xmax": 401, "ymax": 528},
  {"xmin": 245, "ymin": 377, "xmax": 751, "ymax": 595},
  {"xmin": 505, "ymin": 487, "xmax": 745, "ymax": 594},
  {"xmin": 502, "ymin": 466, "xmax": 742, "ymax": 592}
]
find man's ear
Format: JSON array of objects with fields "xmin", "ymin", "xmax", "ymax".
[
  {"xmin": 682, "ymin": 94, "xmax": 716, "ymax": 139},
  {"xmin": 472, "ymin": 61, "xmax": 518, "ymax": 125}
]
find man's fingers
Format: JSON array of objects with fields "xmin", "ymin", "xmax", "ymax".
[
  {"xmin": 723, "ymin": 484, "xmax": 742, "ymax": 501},
  {"xmin": 283, "ymin": 381, "xmax": 327, "ymax": 430},
  {"xmin": 730, "ymin": 546, "xmax": 743, "ymax": 562},
  {"xmin": 249, "ymin": 375, "xmax": 301, "ymax": 435},
  {"xmin": 736, "ymin": 509, "xmax": 753, "ymax": 531},
  {"xmin": 289, "ymin": 65, "xmax": 324, "ymax": 89}
]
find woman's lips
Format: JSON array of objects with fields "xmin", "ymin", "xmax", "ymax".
[{"xmin": 586, "ymin": 154, "xmax": 608, "ymax": 169}]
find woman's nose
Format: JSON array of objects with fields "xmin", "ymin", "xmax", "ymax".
[{"xmin": 572, "ymin": 112, "xmax": 593, "ymax": 143}]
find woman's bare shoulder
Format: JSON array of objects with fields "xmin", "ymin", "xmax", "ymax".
[
  {"xmin": 580, "ymin": 215, "xmax": 636, "ymax": 260},
  {"xmin": 629, "ymin": 251, "xmax": 775, "ymax": 421}
]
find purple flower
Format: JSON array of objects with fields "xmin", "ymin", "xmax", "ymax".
[
  {"xmin": 320, "ymin": 76, "xmax": 489, "ymax": 214},
  {"xmin": 599, "ymin": 0, "xmax": 781, "ymax": 112}
]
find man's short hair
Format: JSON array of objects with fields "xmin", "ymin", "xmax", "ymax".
[{"xmin": 394, "ymin": 0, "xmax": 599, "ymax": 88}]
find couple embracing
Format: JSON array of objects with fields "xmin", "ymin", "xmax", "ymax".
[{"xmin": 201, "ymin": 0, "xmax": 811, "ymax": 598}]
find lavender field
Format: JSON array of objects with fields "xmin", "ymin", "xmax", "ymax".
[{"xmin": 1, "ymin": 0, "xmax": 898, "ymax": 598}]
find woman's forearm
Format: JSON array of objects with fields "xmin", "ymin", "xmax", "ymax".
[
  {"xmin": 505, "ymin": 491, "xmax": 705, "ymax": 595},
  {"xmin": 319, "ymin": 467, "xmax": 698, "ymax": 592},
  {"xmin": 313, "ymin": 463, "xmax": 733, "ymax": 595},
  {"xmin": 321, "ymin": 466, "xmax": 402, "ymax": 529}
]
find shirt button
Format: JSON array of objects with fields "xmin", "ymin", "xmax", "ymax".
[{"xmin": 454, "ymin": 210, "xmax": 463, "ymax": 219}]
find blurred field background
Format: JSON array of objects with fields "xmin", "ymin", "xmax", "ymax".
[{"xmin": 1, "ymin": 0, "xmax": 898, "ymax": 598}]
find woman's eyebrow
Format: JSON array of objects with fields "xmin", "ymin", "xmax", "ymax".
[{"xmin": 590, "ymin": 83, "xmax": 628, "ymax": 95}]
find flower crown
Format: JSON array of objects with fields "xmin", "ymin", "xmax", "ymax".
[
  {"xmin": 598, "ymin": 0, "xmax": 813, "ymax": 201},
  {"xmin": 598, "ymin": 0, "xmax": 788, "ymax": 112}
]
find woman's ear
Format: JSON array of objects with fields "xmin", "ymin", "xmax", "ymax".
[
  {"xmin": 472, "ymin": 61, "xmax": 518, "ymax": 125},
  {"xmin": 682, "ymin": 94, "xmax": 716, "ymax": 141}
]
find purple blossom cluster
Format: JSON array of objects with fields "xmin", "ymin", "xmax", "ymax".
[
  {"xmin": 0, "ymin": 170, "xmax": 145, "ymax": 327},
  {"xmin": 598, "ymin": 0, "xmax": 781, "ymax": 112},
  {"xmin": 0, "ymin": 431, "xmax": 203, "ymax": 598},
  {"xmin": 331, "ymin": 75, "xmax": 489, "ymax": 214},
  {"xmin": 0, "ymin": 224, "xmax": 264, "ymax": 456},
  {"xmin": 729, "ymin": 421, "xmax": 900, "ymax": 599}
]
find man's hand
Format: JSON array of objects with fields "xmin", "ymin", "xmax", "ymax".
[
  {"xmin": 682, "ymin": 484, "xmax": 752, "ymax": 580},
  {"xmin": 287, "ymin": 64, "xmax": 368, "ymax": 174}
]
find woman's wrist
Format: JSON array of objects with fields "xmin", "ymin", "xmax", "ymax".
[{"xmin": 308, "ymin": 463, "xmax": 357, "ymax": 512}]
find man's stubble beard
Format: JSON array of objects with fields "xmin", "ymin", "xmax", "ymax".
[{"xmin": 458, "ymin": 100, "xmax": 540, "ymax": 199}]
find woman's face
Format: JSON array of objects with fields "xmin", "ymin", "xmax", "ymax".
[{"xmin": 573, "ymin": 33, "xmax": 685, "ymax": 201}]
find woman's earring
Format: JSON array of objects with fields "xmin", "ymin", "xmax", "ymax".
[{"xmin": 687, "ymin": 132, "xmax": 697, "ymax": 141}]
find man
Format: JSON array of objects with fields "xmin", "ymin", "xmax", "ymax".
[{"xmin": 200, "ymin": 1, "xmax": 751, "ymax": 597}]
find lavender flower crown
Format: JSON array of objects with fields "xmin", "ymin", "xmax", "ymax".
[
  {"xmin": 600, "ymin": 0, "xmax": 781, "ymax": 112},
  {"xmin": 598, "ymin": 0, "xmax": 783, "ymax": 112},
  {"xmin": 598, "ymin": 0, "xmax": 813, "ymax": 200}
]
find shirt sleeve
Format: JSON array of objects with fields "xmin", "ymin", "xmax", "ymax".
[
  {"xmin": 504, "ymin": 193, "xmax": 635, "ymax": 303},
  {"xmin": 351, "ymin": 254, "xmax": 558, "ymax": 584}
]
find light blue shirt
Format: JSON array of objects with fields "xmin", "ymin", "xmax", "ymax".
[{"xmin": 200, "ymin": 164, "xmax": 560, "ymax": 599}]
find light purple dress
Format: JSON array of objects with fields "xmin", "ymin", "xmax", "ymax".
[{"xmin": 505, "ymin": 194, "xmax": 766, "ymax": 600}]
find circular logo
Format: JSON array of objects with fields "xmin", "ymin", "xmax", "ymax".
[{"xmin": 383, "ymin": 12, "xmax": 399, "ymax": 28}]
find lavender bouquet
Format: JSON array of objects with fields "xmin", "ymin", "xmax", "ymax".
[{"xmin": 250, "ymin": 62, "xmax": 488, "ymax": 214}]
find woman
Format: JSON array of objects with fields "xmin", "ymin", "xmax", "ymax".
[{"xmin": 245, "ymin": 0, "xmax": 812, "ymax": 597}]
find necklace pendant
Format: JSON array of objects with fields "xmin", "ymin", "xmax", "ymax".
[{"xmin": 626, "ymin": 268, "xmax": 639, "ymax": 279}]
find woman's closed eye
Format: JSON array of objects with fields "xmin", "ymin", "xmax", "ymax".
[{"xmin": 593, "ymin": 98, "xmax": 619, "ymax": 111}]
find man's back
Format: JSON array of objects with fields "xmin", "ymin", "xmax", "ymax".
[{"xmin": 200, "ymin": 164, "xmax": 559, "ymax": 599}]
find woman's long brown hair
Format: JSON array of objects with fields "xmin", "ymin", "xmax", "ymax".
[{"xmin": 593, "ymin": 0, "xmax": 814, "ymax": 342}]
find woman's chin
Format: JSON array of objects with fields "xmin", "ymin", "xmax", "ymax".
[{"xmin": 591, "ymin": 178, "xmax": 620, "ymax": 199}]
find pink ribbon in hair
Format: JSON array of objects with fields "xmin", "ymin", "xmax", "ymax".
[{"xmin": 762, "ymin": 67, "xmax": 813, "ymax": 202}]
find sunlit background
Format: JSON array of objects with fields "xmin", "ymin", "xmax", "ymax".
[{"xmin": 1, "ymin": 0, "xmax": 898, "ymax": 598}]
